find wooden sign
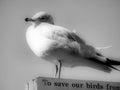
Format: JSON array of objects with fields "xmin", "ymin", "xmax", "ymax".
[{"xmin": 26, "ymin": 77, "xmax": 120, "ymax": 90}]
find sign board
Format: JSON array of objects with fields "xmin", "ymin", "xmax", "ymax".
[{"xmin": 26, "ymin": 77, "xmax": 120, "ymax": 90}]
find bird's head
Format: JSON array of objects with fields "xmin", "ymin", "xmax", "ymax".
[{"xmin": 25, "ymin": 11, "xmax": 54, "ymax": 25}]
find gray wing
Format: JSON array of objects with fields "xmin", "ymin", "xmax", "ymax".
[
  {"xmin": 67, "ymin": 32, "xmax": 86, "ymax": 44},
  {"xmin": 66, "ymin": 31, "xmax": 120, "ymax": 71},
  {"xmin": 49, "ymin": 28, "xmax": 100, "ymax": 57},
  {"xmin": 66, "ymin": 32, "xmax": 103, "ymax": 57},
  {"xmin": 49, "ymin": 27, "xmax": 120, "ymax": 71}
]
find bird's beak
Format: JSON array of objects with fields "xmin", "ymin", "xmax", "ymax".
[{"xmin": 25, "ymin": 18, "xmax": 34, "ymax": 22}]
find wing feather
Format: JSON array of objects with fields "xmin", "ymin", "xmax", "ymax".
[{"xmin": 48, "ymin": 27, "xmax": 98, "ymax": 57}]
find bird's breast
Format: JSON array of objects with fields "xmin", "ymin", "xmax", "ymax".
[{"xmin": 26, "ymin": 25, "xmax": 54, "ymax": 57}]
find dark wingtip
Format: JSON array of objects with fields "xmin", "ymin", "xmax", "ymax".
[
  {"xmin": 105, "ymin": 58, "xmax": 120, "ymax": 71},
  {"xmin": 106, "ymin": 58, "xmax": 120, "ymax": 65}
]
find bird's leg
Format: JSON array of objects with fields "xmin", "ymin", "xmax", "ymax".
[
  {"xmin": 55, "ymin": 59, "xmax": 62, "ymax": 78},
  {"xmin": 55, "ymin": 65, "xmax": 58, "ymax": 78},
  {"xmin": 58, "ymin": 59, "xmax": 62, "ymax": 79}
]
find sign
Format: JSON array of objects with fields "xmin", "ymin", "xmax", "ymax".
[{"xmin": 26, "ymin": 77, "xmax": 120, "ymax": 90}]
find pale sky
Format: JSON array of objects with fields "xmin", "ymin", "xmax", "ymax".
[{"xmin": 1, "ymin": 0, "xmax": 120, "ymax": 90}]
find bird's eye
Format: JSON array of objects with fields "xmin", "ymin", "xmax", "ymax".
[
  {"xmin": 41, "ymin": 17, "xmax": 45, "ymax": 20},
  {"xmin": 40, "ymin": 16, "xmax": 47, "ymax": 20}
]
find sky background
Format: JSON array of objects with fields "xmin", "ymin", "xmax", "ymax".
[{"xmin": 1, "ymin": 0, "xmax": 120, "ymax": 90}]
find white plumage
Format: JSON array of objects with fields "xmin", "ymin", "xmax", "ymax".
[{"xmin": 25, "ymin": 11, "xmax": 120, "ymax": 78}]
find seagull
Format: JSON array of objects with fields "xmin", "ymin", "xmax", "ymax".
[{"xmin": 25, "ymin": 11, "xmax": 120, "ymax": 78}]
